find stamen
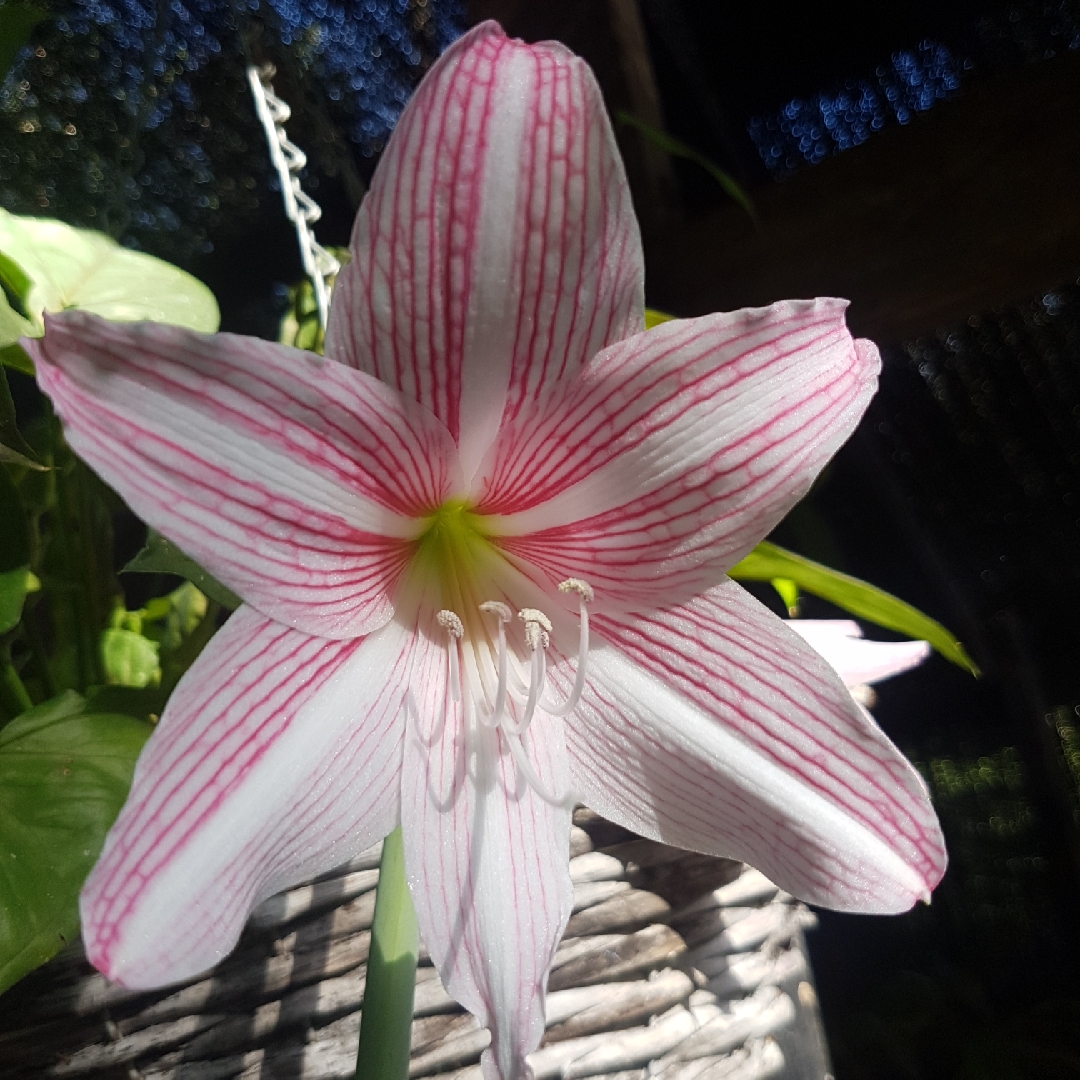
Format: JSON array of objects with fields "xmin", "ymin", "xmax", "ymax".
[
  {"xmin": 519, "ymin": 607, "xmax": 551, "ymax": 650},
  {"xmin": 436, "ymin": 609, "xmax": 464, "ymax": 638},
  {"xmin": 502, "ymin": 728, "xmax": 573, "ymax": 809},
  {"xmin": 558, "ymin": 577, "xmax": 594, "ymax": 603},
  {"xmin": 541, "ymin": 578, "xmax": 594, "ymax": 717},
  {"xmin": 503, "ymin": 639, "xmax": 545, "ymax": 736},
  {"xmin": 479, "ymin": 601, "xmax": 512, "ymax": 728},
  {"xmin": 436, "ymin": 609, "xmax": 463, "ymax": 702}
]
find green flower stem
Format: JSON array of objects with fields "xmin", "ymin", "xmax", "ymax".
[{"xmin": 355, "ymin": 826, "xmax": 419, "ymax": 1080}]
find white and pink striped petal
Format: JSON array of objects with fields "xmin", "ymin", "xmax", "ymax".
[
  {"xmin": 326, "ymin": 21, "xmax": 644, "ymax": 484},
  {"xmin": 476, "ymin": 300, "xmax": 880, "ymax": 610},
  {"xmin": 31, "ymin": 312, "xmax": 461, "ymax": 638},
  {"xmin": 786, "ymin": 619, "xmax": 931, "ymax": 687},
  {"xmin": 561, "ymin": 579, "xmax": 945, "ymax": 913},
  {"xmin": 401, "ymin": 614, "xmax": 573, "ymax": 1080},
  {"xmin": 80, "ymin": 606, "xmax": 422, "ymax": 988}
]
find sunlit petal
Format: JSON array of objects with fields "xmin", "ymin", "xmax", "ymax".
[
  {"xmin": 478, "ymin": 300, "xmax": 879, "ymax": 609},
  {"xmin": 32, "ymin": 311, "xmax": 460, "ymax": 638},
  {"xmin": 786, "ymin": 619, "xmax": 931, "ymax": 686},
  {"xmin": 326, "ymin": 21, "xmax": 643, "ymax": 484},
  {"xmin": 81, "ymin": 606, "xmax": 421, "ymax": 988},
  {"xmin": 560, "ymin": 580, "xmax": 945, "ymax": 913}
]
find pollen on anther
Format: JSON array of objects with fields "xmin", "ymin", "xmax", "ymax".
[
  {"xmin": 479, "ymin": 601, "xmax": 512, "ymax": 622},
  {"xmin": 518, "ymin": 607, "xmax": 552, "ymax": 651},
  {"xmin": 558, "ymin": 578, "xmax": 594, "ymax": 603},
  {"xmin": 436, "ymin": 610, "xmax": 464, "ymax": 639},
  {"xmin": 518, "ymin": 608, "xmax": 552, "ymax": 632}
]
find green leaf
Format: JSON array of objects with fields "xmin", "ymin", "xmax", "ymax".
[
  {"xmin": 0, "ymin": 210, "xmax": 220, "ymax": 349},
  {"xmin": 729, "ymin": 540, "xmax": 980, "ymax": 676},
  {"xmin": 0, "ymin": 343, "xmax": 34, "ymax": 375},
  {"xmin": 0, "ymin": 248, "xmax": 35, "ymax": 346},
  {"xmin": 0, "ymin": 566, "xmax": 37, "ymax": 635},
  {"xmin": 101, "ymin": 628, "xmax": 160, "ymax": 688},
  {"xmin": 0, "ymin": 468, "xmax": 34, "ymax": 631},
  {"xmin": 644, "ymin": 308, "xmax": 674, "ymax": 330},
  {"xmin": 0, "ymin": 691, "xmax": 151, "ymax": 993},
  {"xmin": 0, "ymin": 3, "xmax": 45, "ymax": 81},
  {"xmin": 124, "ymin": 531, "xmax": 240, "ymax": 611},
  {"xmin": 616, "ymin": 111, "xmax": 759, "ymax": 226},
  {"xmin": 770, "ymin": 577, "xmax": 800, "ymax": 616},
  {"xmin": 0, "ymin": 363, "xmax": 44, "ymax": 469}
]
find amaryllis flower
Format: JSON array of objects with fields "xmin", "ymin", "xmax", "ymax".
[
  {"xmin": 29, "ymin": 21, "xmax": 945, "ymax": 1080},
  {"xmin": 787, "ymin": 620, "xmax": 931, "ymax": 690}
]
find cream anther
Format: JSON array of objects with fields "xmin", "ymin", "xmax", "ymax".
[
  {"xmin": 436, "ymin": 609, "xmax": 464, "ymax": 639},
  {"xmin": 518, "ymin": 608, "xmax": 552, "ymax": 632},
  {"xmin": 558, "ymin": 577, "xmax": 594, "ymax": 603},
  {"xmin": 479, "ymin": 600, "xmax": 512, "ymax": 622},
  {"xmin": 518, "ymin": 608, "xmax": 552, "ymax": 651},
  {"xmin": 436, "ymin": 609, "xmax": 463, "ymax": 703}
]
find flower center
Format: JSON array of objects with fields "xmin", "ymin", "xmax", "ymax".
[
  {"xmin": 407, "ymin": 501, "xmax": 592, "ymax": 808},
  {"xmin": 412, "ymin": 499, "xmax": 493, "ymax": 612}
]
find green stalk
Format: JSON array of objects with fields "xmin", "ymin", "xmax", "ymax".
[{"xmin": 355, "ymin": 827, "xmax": 419, "ymax": 1080}]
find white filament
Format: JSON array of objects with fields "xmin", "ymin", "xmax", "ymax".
[
  {"xmin": 540, "ymin": 582, "xmax": 592, "ymax": 718},
  {"xmin": 441, "ymin": 582, "xmax": 594, "ymax": 809},
  {"xmin": 436, "ymin": 609, "xmax": 463, "ymax": 702}
]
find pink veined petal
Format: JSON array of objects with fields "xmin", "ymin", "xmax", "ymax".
[
  {"xmin": 785, "ymin": 619, "xmax": 931, "ymax": 687},
  {"xmin": 30, "ymin": 311, "xmax": 460, "ymax": 639},
  {"xmin": 556, "ymin": 579, "xmax": 945, "ymax": 914},
  {"xmin": 81, "ymin": 605, "xmax": 422, "ymax": 989},
  {"xmin": 401, "ymin": 615, "xmax": 574, "ymax": 1080},
  {"xmin": 326, "ymin": 21, "xmax": 644, "ymax": 485},
  {"xmin": 476, "ymin": 299, "xmax": 880, "ymax": 610}
]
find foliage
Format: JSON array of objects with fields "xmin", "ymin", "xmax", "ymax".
[
  {"xmin": 0, "ymin": 209, "xmax": 219, "ymax": 347},
  {"xmin": 729, "ymin": 540, "xmax": 979, "ymax": 675},
  {"xmin": 0, "ymin": 226, "xmax": 224, "ymax": 992},
  {"xmin": 0, "ymin": 692, "xmax": 150, "ymax": 994},
  {"xmin": 616, "ymin": 110, "xmax": 758, "ymax": 224}
]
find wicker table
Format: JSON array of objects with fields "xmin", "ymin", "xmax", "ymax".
[{"xmin": 0, "ymin": 811, "xmax": 832, "ymax": 1080}]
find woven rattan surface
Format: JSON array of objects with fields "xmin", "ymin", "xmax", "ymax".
[{"xmin": 0, "ymin": 811, "xmax": 830, "ymax": 1080}]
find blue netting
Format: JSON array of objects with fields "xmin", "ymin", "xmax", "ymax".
[
  {"xmin": 747, "ymin": 41, "xmax": 966, "ymax": 180},
  {"xmin": 0, "ymin": 0, "xmax": 464, "ymax": 260},
  {"xmin": 748, "ymin": 1, "xmax": 1080, "ymax": 180}
]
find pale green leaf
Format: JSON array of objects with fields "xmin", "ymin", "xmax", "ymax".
[
  {"xmin": 616, "ymin": 111, "xmax": 758, "ymax": 225},
  {"xmin": 770, "ymin": 577, "xmax": 800, "ymax": 616},
  {"xmin": 644, "ymin": 308, "xmax": 674, "ymax": 330},
  {"xmin": 101, "ymin": 628, "xmax": 160, "ymax": 688},
  {"xmin": 0, "ymin": 692, "xmax": 150, "ymax": 993},
  {"xmin": 123, "ymin": 530, "xmax": 240, "ymax": 611},
  {"xmin": 0, "ymin": 210, "xmax": 219, "ymax": 348},
  {"xmin": 730, "ymin": 540, "xmax": 979, "ymax": 676}
]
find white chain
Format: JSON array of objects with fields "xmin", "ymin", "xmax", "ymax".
[{"xmin": 247, "ymin": 65, "xmax": 341, "ymax": 329}]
